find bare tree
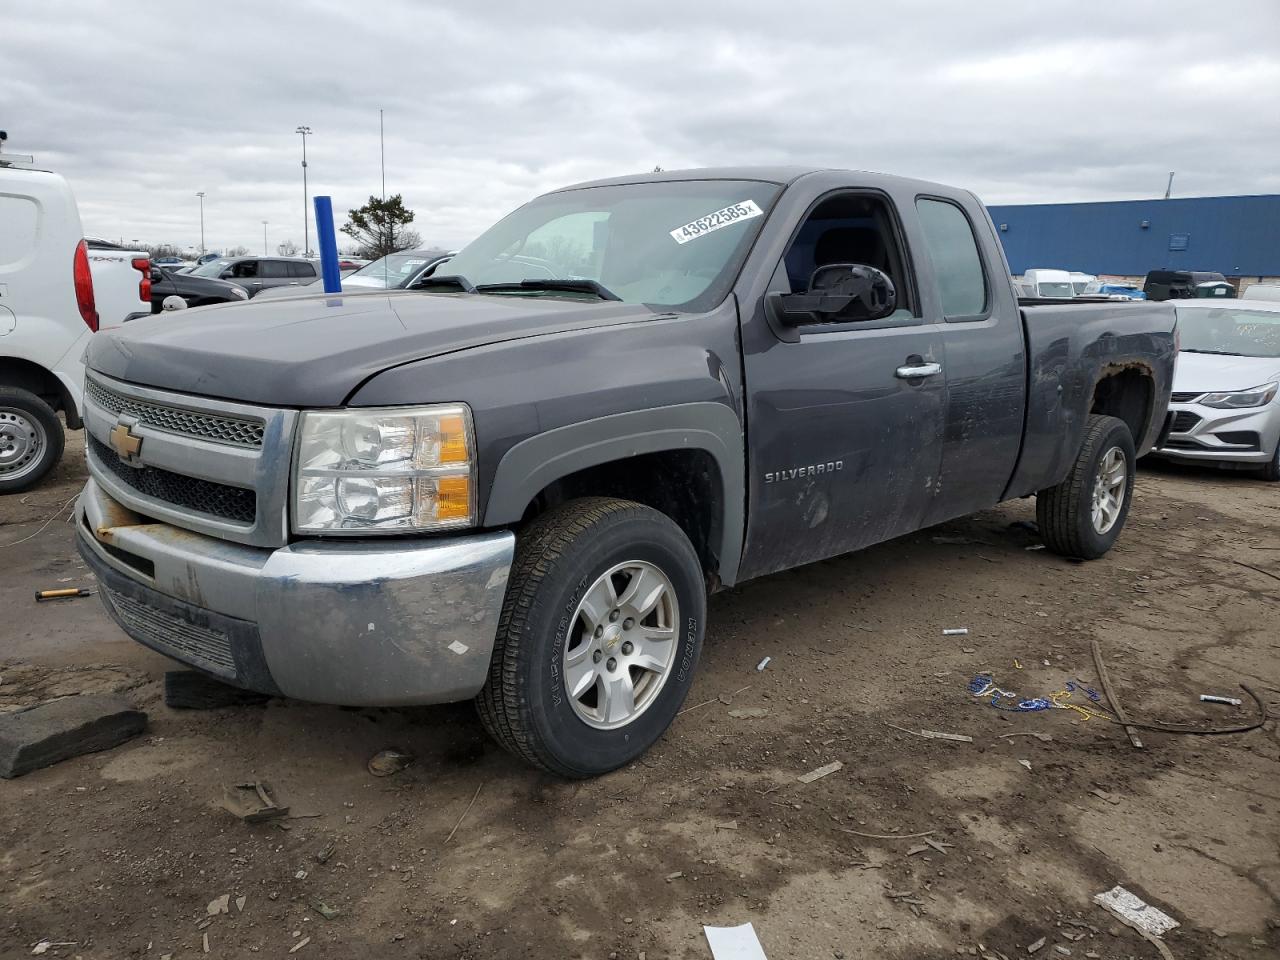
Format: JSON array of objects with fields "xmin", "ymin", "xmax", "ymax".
[{"xmin": 227, "ymin": 245, "xmax": 250, "ymax": 257}]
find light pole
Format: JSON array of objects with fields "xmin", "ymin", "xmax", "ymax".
[
  {"xmin": 196, "ymin": 191, "xmax": 206, "ymax": 255},
  {"xmin": 262, "ymin": 220, "xmax": 268, "ymax": 255},
  {"xmin": 296, "ymin": 125, "xmax": 312, "ymax": 255}
]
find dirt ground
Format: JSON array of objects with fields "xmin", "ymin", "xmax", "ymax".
[{"xmin": 1, "ymin": 431, "xmax": 1277, "ymax": 960}]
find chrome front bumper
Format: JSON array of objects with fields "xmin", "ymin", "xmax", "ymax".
[{"xmin": 76, "ymin": 478, "xmax": 515, "ymax": 706}]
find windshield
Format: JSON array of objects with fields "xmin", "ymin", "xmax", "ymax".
[
  {"xmin": 1037, "ymin": 282, "xmax": 1074, "ymax": 298},
  {"xmin": 192, "ymin": 258, "xmax": 231, "ymax": 278},
  {"xmin": 1176, "ymin": 307, "xmax": 1280, "ymax": 358},
  {"xmin": 441, "ymin": 179, "xmax": 781, "ymax": 311},
  {"xmin": 347, "ymin": 252, "xmax": 435, "ymax": 289}
]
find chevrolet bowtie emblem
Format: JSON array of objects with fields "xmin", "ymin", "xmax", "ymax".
[{"xmin": 108, "ymin": 422, "xmax": 143, "ymax": 461}]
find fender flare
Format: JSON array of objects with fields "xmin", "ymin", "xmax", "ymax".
[{"xmin": 483, "ymin": 402, "xmax": 745, "ymax": 586}]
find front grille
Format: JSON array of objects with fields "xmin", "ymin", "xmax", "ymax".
[
  {"xmin": 89, "ymin": 434, "xmax": 257, "ymax": 524},
  {"xmin": 1171, "ymin": 411, "xmax": 1201, "ymax": 432},
  {"xmin": 86, "ymin": 377, "xmax": 265, "ymax": 448},
  {"xmin": 1170, "ymin": 392, "xmax": 1203, "ymax": 403},
  {"xmin": 103, "ymin": 584, "xmax": 236, "ymax": 677}
]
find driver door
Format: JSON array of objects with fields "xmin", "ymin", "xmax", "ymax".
[{"xmin": 737, "ymin": 191, "xmax": 948, "ymax": 581}]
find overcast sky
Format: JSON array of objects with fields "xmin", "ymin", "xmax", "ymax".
[{"xmin": 4, "ymin": 0, "xmax": 1278, "ymax": 253}]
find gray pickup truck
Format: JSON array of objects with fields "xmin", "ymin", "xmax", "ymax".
[{"xmin": 75, "ymin": 167, "xmax": 1177, "ymax": 777}]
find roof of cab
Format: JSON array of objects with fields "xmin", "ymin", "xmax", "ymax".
[{"xmin": 549, "ymin": 165, "xmax": 963, "ymax": 197}]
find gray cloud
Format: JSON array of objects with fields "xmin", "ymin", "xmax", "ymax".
[{"xmin": 3, "ymin": 0, "xmax": 1278, "ymax": 252}]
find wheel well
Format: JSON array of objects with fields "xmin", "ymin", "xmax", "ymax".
[
  {"xmin": 519, "ymin": 450, "xmax": 724, "ymax": 581},
  {"xmin": 0, "ymin": 357, "xmax": 77, "ymax": 427},
  {"xmin": 1090, "ymin": 367, "xmax": 1152, "ymax": 445}
]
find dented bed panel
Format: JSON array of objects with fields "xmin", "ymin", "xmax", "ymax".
[{"xmin": 1004, "ymin": 301, "xmax": 1177, "ymax": 500}]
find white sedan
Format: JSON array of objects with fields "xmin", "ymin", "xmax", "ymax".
[{"xmin": 1154, "ymin": 299, "xmax": 1280, "ymax": 480}]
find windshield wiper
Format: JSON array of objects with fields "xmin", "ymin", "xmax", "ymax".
[
  {"xmin": 1181, "ymin": 349, "xmax": 1245, "ymax": 356},
  {"xmin": 414, "ymin": 274, "xmax": 476, "ymax": 293},
  {"xmin": 474, "ymin": 279, "xmax": 621, "ymax": 301}
]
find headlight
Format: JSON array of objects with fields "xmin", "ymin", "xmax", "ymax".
[
  {"xmin": 292, "ymin": 405, "xmax": 475, "ymax": 533},
  {"xmin": 1200, "ymin": 381, "xmax": 1278, "ymax": 409},
  {"xmin": 230, "ymin": 287, "xmax": 249, "ymax": 300}
]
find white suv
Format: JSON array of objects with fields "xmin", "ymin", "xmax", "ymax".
[{"xmin": 0, "ymin": 161, "xmax": 149, "ymax": 491}]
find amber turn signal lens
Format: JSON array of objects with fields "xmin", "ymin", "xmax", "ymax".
[{"xmin": 434, "ymin": 475, "xmax": 472, "ymax": 520}]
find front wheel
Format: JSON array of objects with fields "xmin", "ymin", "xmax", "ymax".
[
  {"xmin": 1036, "ymin": 414, "xmax": 1136, "ymax": 560},
  {"xmin": 0, "ymin": 387, "xmax": 65, "ymax": 494},
  {"xmin": 476, "ymin": 498, "xmax": 706, "ymax": 778},
  {"xmin": 1261, "ymin": 441, "xmax": 1280, "ymax": 482}
]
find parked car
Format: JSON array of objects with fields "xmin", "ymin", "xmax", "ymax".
[
  {"xmin": 1022, "ymin": 268, "xmax": 1075, "ymax": 298},
  {"xmin": 1069, "ymin": 272, "xmax": 1096, "ymax": 295},
  {"xmin": 1152, "ymin": 299, "xmax": 1280, "ymax": 480},
  {"xmin": 1242, "ymin": 283, "xmax": 1280, "ymax": 302},
  {"xmin": 0, "ymin": 162, "xmax": 149, "ymax": 491},
  {"xmin": 75, "ymin": 166, "xmax": 1176, "ymax": 777},
  {"xmin": 1143, "ymin": 269, "xmax": 1227, "ymax": 301},
  {"xmin": 153, "ymin": 256, "xmax": 185, "ymax": 269},
  {"xmin": 1195, "ymin": 280, "xmax": 1235, "ymax": 299},
  {"xmin": 252, "ymin": 249, "xmax": 455, "ymax": 300},
  {"xmin": 189, "ymin": 256, "xmax": 318, "ymax": 297},
  {"xmin": 149, "ymin": 263, "xmax": 249, "ymax": 313},
  {"xmin": 1082, "ymin": 281, "xmax": 1147, "ymax": 300},
  {"xmin": 83, "ymin": 239, "xmax": 154, "ymax": 326}
]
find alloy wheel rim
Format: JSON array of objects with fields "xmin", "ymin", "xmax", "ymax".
[
  {"xmin": 0, "ymin": 408, "xmax": 45, "ymax": 481},
  {"xmin": 563, "ymin": 560, "xmax": 679, "ymax": 730},
  {"xmin": 1091, "ymin": 446, "xmax": 1127, "ymax": 534}
]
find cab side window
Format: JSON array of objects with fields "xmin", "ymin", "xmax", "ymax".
[
  {"xmin": 231, "ymin": 260, "xmax": 258, "ymax": 279},
  {"xmin": 778, "ymin": 193, "xmax": 916, "ymax": 318},
  {"xmin": 916, "ymin": 199, "xmax": 988, "ymax": 319},
  {"xmin": 259, "ymin": 260, "xmax": 288, "ymax": 279},
  {"xmin": 288, "ymin": 261, "xmax": 316, "ymax": 278}
]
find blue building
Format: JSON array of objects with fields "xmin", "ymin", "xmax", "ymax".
[{"xmin": 987, "ymin": 194, "xmax": 1280, "ymax": 279}]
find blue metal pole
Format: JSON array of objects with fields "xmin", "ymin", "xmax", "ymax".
[{"xmin": 313, "ymin": 195, "xmax": 342, "ymax": 293}]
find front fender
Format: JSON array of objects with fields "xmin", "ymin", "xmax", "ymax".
[{"xmin": 483, "ymin": 402, "xmax": 746, "ymax": 586}]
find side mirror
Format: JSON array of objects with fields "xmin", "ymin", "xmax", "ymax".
[
  {"xmin": 768, "ymin": 264, "xmax": 897, "ymax": 327},
  {"xmin": 161, "ymin": 295, "xmax": 188, "ymax": 312}
]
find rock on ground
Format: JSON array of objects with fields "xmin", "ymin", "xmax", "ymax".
[{"xmin": 0, "ymin": 694, "xmax": 146, "ymax": 778}]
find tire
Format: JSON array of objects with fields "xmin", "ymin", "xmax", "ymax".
[
  {"xmin": 476, "ymin": 497, "xmax": 706, "ymax": 778},
  {"xmin": 1036, "ymin": 414, "xmax": 1135, "ymax": 560},
  {"xmin": 0, "ymin": 387, "xmax": 65, "ymax": 495},
  {"xmin": 1261, "ymin": 441, "xmax": 1280, "ymax": 482}
]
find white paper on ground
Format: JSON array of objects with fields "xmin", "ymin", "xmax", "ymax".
[
  {"xmin": 1093, "ymin": 885, "xmax": 1179, "ymax": 937},
  {"xmin": 704, "ymin": 922, "xmax": 769, "ymax": 960}
]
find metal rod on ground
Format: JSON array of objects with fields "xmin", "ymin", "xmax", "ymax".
[{"xmin": 1091, "ymin": 639, "xmax": 1143, "ymax": 750}]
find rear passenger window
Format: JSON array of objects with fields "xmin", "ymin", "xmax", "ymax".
[
  {"xmin": 288, "ymin": 261, "xmax": 315, "ymax": 278},
  {"xmin": 916, "ymin": 198, "xmax": 987, "ymax": 318},
  {"xmin": 259, "ymin": 260, "xmax": 288, "ymax": 279}
]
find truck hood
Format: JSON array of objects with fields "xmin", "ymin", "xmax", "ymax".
[
  {"xmin": 1174, "ymin": 351, "xmax": 1280, "ymax": 394},
  {"xmin": 87, "ymin": 290, "xmax": 661, "ymax": 407}
]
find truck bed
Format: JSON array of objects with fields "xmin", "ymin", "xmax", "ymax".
[{"xmin": 1003, "ymin": 299, "xmax": 1177, "ymax": 500}]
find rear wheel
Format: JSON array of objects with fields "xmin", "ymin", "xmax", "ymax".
[
  {"xmin": 476, "ymin": 497, "xmax": 705, "ymax": 778},
  {"xmin": 1036, "ymin": 415, "xmax": 1135, "ymax": 559},
  {"xmin": 0, "ymin": 387, "xmax": 64, "ymax": 494}
]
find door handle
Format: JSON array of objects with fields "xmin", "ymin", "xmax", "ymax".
[{"xmin": 895, "ymin": 361, "xmax": 942, "ymax": 379}]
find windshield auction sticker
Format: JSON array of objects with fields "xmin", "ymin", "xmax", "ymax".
[{"xmin": 670, "ymin": 199, "xmax": 764, "ymax": 244}]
